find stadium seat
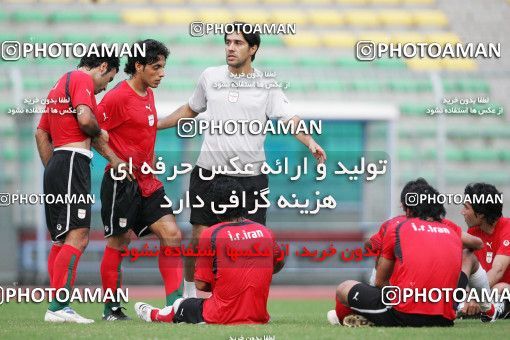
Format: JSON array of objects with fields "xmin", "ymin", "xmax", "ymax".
[
  {"xmin": 227, "ymin": 0, "xmax": 258, "ymax": 4},
  {"xmin": 308, "ymin": 11, "xmax": 343, "ymax": 26},
  {"xmin": 161, "ymin": 9, "xmax": 196, "ymax": 24},
  {"xmin": 457, "ymin": 79, "xmax": 490, "ymax": 93},
  {"xmin": 11, "ymin": 11, "xmax": 47, "ymax": 23},
  {"xmin": 263, "ymin": 0, "xmax": 296, "ymax": 4},
  {"xmin": 260, "ymin": 35, "xmax": 284, "ymax": 46},
  {"xmin": 336, "ymin": 56, "xmax": 370, "ymax": 69},
  {"xmin": 49, "ymin": 11, "xmax": 86, "ymax": 23},
  {"xmin": 122, "ymin": 10, "xmax": 159, "ymax": 25},
  {"xmin": 0, "ymin": 11, "xmax": 7, "ymax": 23},
  {"xmin": 185, "ymin": 56, "xmax": 223, "ymax": 67},
  {"xmin": 190, "ymin": 0, "xmax": 222, "ymax": 3},
  {"xmin": 400, "ymin": 103, "xmax": 432, "ymax": 116},
  {"xmin": 115, "ymin": 0, "xmax": 148, "ymax": 3},
  {"xmin": 151, "ymin": 0, "xmax": 186, "ymax": 3},
  {"xmin": 350, "ymin": 80, "xmax": 383, "ymax": 92},
  {"xmin": 374, "ymin": 58, "xmax": 407, "ymax": 69},
  {"xmin": 426, "ymin": 33, "xmax": 460, "ymax": 45},
  {"xmin": 298, "ymin": 56, "xmax": 332, "ymax": 67},
  {"xmin": 336, "ymin": 0, "xmax": 368, "ymax": 4},
  {"xmin": 22, "ymin": 33, "xmax": 57, "ymax": 44},
  {"xmin": 391, "ymin": 32, "xmax": 426, "ymax": 44},
  {"xmin": 271, "ymin": 10, "xmax": 308, "ymax": 25},
  {"xmin": 61, "ymin": 34, "xmax": 98, "ymax": 44},
  {"xmin": 358, "ymin": 32, "xmax": 391, "ymax": 44},
  {"xmin": 314, "ymin": 80, "xmax": 349, "ymax": 92},
  {"xmin": 172, "ymin": 35, "xmax": 212, "ymax": 45},
  {"xmin": 464, "ymin": 150, "xmax": 501, "ymax": 162},
  {"xmin": 398, "ymin": 147, "xmax": 416, "ymax": 161},
  {"xmin": 300, "ymin": 0, "xmax": 332, "ymax": 4},
  {"xmin": 321, "ymin": 32, "xmax": 356, "ymax": 47},
  {"xmin": 406, "ymin": 57, "xmax": 442, "ymax": 71},
  {"xmin": 440, "ymin": 58, "xmax": 477, "ymax": 71},
  {"xmin": 370, "ymin": 0, "xmax": 400, "ymax": 4},
  {"xmin": 344, "ymin": 11, "xmax": 380, "ymax": 27},
  {"xmin": 40, "ymin": 0, "xmax": 73, "ymax": 3},
  {"xmin": 413, "ymin": 10, "xmax": 449, "ymax": 27},
  {"xmin": 379, "ymin": 11, "xmax": 415, "ymax": 26},
  {"xmin": 256, "ymin": 56, "xmax": 293, "ymax": 68},
  {"xmin": 198, "ymin": 10, "xmax": 233, "ymax": 23},
  {"xmin": 283, "ymin": 32, "xmax": 320, "ymax": 47},
  {"xmin": 501, "ymin": 151, "xmax": 510, "ymax": 161},
  {"xmin": 388, "ymin": 79, "xmax": 432, "ymax": 92},
  {"xmin": 89, "ymin": 12, "xmax": 122, "ymax": 23},
  {"xmin": 160, "ymin": 79, "xmax": 196, "ymax": 91},
  {"xmin": 404, "ymin": 0, "xmax": 435, "ymax": 4},
  {"xmin": 233, "ymin": 11, "xmax": 271, "ymax": 24},
  {"xmin": 99, "ymin": 33, "xmax": 133, "ymax": 44},
  {"xmin": 285, "ymin": 80, "xmax": 314, "ymax": 92}
]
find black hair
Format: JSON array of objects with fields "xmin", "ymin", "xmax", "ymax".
[
  {"xmin": 210, "ymin": 177, "xmax": 246, "ymax": 221},
  {"xmin": 406, "ymin": 183, "xmax": 446, "ymax": 221},
  {"xmin": 224, "ymin": 22, "xmax": 261, "ymax": 61},
  {"xmin": 77, "ymin": 56, "xmax": 120, "ymax": 74},
  {"xmin": 124, "ymin": 39, "xmax": 169, "ymax": 76},
  {"xmin": 464, "ymin": 183, "xmax": 503, "ymax": 225},
  {"xmin": 400, "ymin": 177, "xmax": 429, "ymax": 209}
]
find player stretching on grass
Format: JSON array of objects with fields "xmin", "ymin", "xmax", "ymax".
[{"xmin": 134, "ymin": 177, "xmax": 285, "ymax": 324}]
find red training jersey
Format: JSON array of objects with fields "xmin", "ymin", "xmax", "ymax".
[
  {"xmin": 468, "ymin": 217, "xmax": 510, "ymax": 284},
  {"xmin": 381, "ymin": 218, "xmax": 462, "ymax": 320},
  {"xmin": 37, "ymin": 70, "xmax": 96, "ymax": 147},
  {"xmin": 195, "ymin": 219, "xmax": 276, "ymax": 324},
  {"xmin": 370, "ymin": 216, "xmax": 460, "ymax": 253},
  {"xmin": 97, "ymin": 80, "xmax": 162, "ymax": 197}
]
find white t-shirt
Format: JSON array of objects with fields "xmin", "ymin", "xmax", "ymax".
[{"xmin": 188, "ymin": 65, "xmax": 295, "ymax": 175}]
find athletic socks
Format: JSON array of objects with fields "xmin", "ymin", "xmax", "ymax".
[
  {"xmin": 48, "ymin": 244, "xmax": 82, "ymax": 312},
  {"xmin": 469, "ymin": 266, "xmax": 491, "ymax": 311},
  {"xmin": 100, "ymin": 246, "xmax": 123, "ymax": 315},
  {"xmin": 335, "ymin": 297, "xmax": 353, "ymax": 323},
  {"xmin": 47, "ymin": 244, "xmax": 62, "ymax": 286},
  {"xmin": 159, "ymin": 246, "xmax": 183, "ymax": 306},
  {"xmin": 151, "ymin": 306, "xmax": 175, "ymax": 323}
]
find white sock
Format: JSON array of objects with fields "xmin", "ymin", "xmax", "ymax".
[
  {"xmin": 469, "ymin": 265, "xmax": 491, "ymax": 311},
  {"xmin": 183, "ymin": 280, "xmax": 197, "ymax": 298},
  {"xmin": 369, "ymin": 268, "xmax": 376, "ymax": 286}
]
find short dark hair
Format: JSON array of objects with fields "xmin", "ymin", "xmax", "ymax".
[
  {"xmin": 400, "ymin": 177, "xmax": 429, "ymax": 209},
  {"xmin": 77, "ymin": 56, "xmax": 120, "ymax": 74},
  {"xmin": 124, "ymin": 39, "xmax": 169, "ymax": 76},
  {"xmin": 405, "ymin": 181, "xmax": 446, "ymax": 221},
  {"xmin": 224, "ymin": 22, "xmax": 261, "ymax": 61},
  {"xmin": 464, "ymin": 183, "xmax": 503, "ymax": 225},
  {"xmin": 210, "ymin": 177, "xmax": 246, "ymax": 221}
]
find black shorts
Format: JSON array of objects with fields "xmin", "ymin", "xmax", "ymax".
[
  {"xmin": 173, "ymin": 298, "xmax": 206, "ymax": 324},
  {"xmin": 100, "ymin": 173, "xmax": 173, "ymax": 238},
  {"xmin": 189, "ymin": 166, "xmax": 268, "ymax": 227},
  {"xmin": 347, "ymin": 283, "xmax": 454, "ymax": 327},
  {"xmin": 43, "ymin": 150, "xmax": 91, "ymax": 242}
]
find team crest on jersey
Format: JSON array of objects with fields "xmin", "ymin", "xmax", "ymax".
[
  {"xmin": 148, "ymin": 114, "xmax": 155, "ymax": 126},
  {"xmin": 119, "ymin": 218, "xmax": 127, "ymax": 228},
  {"xmin": 504, "ymin": 240, "xmax": 510, "ymax": 247},
  {"xmin": 486, "ymin": 251, "xmax": 493, "ymax": 263},
  {"xmin": 77, "ymin": 209, "xmax": 86, "ymax": 219},
  {"xmin": 228, "ymin": 89, "xmax": 239, "ymax": 103}
]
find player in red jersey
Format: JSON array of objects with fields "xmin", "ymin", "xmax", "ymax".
[
  {"xmin": 460, "ymin": 183, "xmax": 510, "ymax": 321},
  {"xmin": 96, "ymin": 40, "xmax": 183, "ymax": 321},
  {"xmin": 133, "ymin": 177, "xmax": 285, "ymax": 324},
  {"xmin": 35, "ymin": 55, "xmax": 120, "ymax": 323},
  {"xmin": 333, "ymin": 182, "xmax": 463, "ymax": 327}
]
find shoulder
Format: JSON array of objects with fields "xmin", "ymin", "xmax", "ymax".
[{"xmin": 201, "ymin": 65, "xmax": 227, "ymax": 79}]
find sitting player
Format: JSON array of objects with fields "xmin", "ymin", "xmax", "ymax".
[
  {"xmin": 458, "ymin": 183, "xmax": 510, "ymax": 321},
  {"xmin": 134, "ymin": 177, "xmax": 285, "ymax": 324},
  {"xmin": 332, "ymin": 182, "xmax": 463, "ymax": 327}
]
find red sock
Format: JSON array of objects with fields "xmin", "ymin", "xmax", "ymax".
[
  {"xmin": 151, "ymin": 306, "xmax": 175, "ymax": 323},
  {"xmin": 47, "ymin": 244, "xmax": 62, "ymax": 286},
  {"xmin": 52, "ymin": 244, "xmax": 82, "ymax": 290},
  {"xmin": 335, "ymin": 297, "xmax": 353, "ymax": 323},
  {"xmin": 100, "ymin": 246, "xmax": 123, "ymax": 302},
  {"xmin": 159, "ymin": 246, "xmax": 183, "ymax": 306},
  {"xmin": 485, "ymin": 304, "xmax": 495, "ymax": 316}
]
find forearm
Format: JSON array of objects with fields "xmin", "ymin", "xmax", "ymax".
[
  {"xmin": 91, "ymin": 136, "xmax": 119, "ymax": 164},
  {"xmin": 35, "ymin": 129, "xmax": 53, "ymax": 167},
  {"xmin": 487, "ymin": 268, "xmax": 504, "ymax": 287},
  {"xmin": 157, "ymin": 104, "xmax": 198, "ymax": 130},
  {"xmin": 76, "ymin": 105, "xmax": 101, "ymax": 138}
]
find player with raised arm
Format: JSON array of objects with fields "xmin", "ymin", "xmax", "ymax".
[
  {"xmin": 96, "ymin": 40, "xmax": 183, "ymax": 321},
  {"xmin": 157, "ymin": 22, "xmax": 325, "ymax": 299},
  {"xmin": 35, "ymin": 55, "xmax": 120, "ymax": 323},
  {"xmin": 134, "ymin": 176, "xmax": 285, "ymax": 324}
]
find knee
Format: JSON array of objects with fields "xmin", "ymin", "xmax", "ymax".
[
  {"xmin": 191, "ymin": 225, "xmax": 206, "ymax": 244},
  {"xmin": 493, "ymin": 282, "xmax": 510, "ymax": 293},
  {"xmin": 107, "ymin": 233, "xmax": 131, "ymax": 250},
  {"xmin": 336, "ymin": 280, "xmax": 358, "ymax": 305},
  {"xmin": 66, "ymin": 228, "xmax": 89, "ymax": 252},
  {"xmin": 462, "ymin": 249, "xmax": 479, "ymax": 273},
  {"xmin": 154, "ymin": 224, "xmax": 182, "ymax": 243}
]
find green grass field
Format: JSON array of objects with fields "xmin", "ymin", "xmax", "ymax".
[{"xmin": 0, "ymin": 299, "xmax": 508, "ymax": 339}]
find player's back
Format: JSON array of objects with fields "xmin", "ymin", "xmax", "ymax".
[
  {"xmin": 383, "ymin": 218, "xmax": 462, "ymax": 318},
  {"xmin": 196, "ymin": 219, "xmax": 274, "ymax": 324}
]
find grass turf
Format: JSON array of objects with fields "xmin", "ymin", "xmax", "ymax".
[{"xmin": 0, "ymin": 299, "xmax": 508, "ymax": 339}]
